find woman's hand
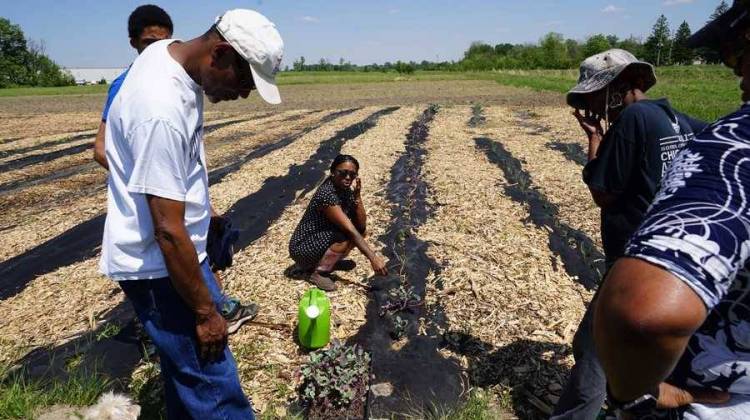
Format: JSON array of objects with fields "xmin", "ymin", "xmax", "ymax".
[
  {"xmin": 573, "ymin": 109, "xmax": 604, "ymax": 140},
  {"xmin": 370, "ymin": 254, "xmax": 388, "ymax": 276},
  {"xmin": 352, "ymin": 177, "xmax": 362, "ymax": 197}
]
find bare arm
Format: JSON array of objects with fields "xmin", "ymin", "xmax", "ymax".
[
  {"xmin": 146, "ymin": 194, "xmax": 227, "ymax": 360},
  {"xmin": 594, "ymin": 257, "xmax": 728, "ymax": 408},
  {"xmin": 322, "ymin": 204, "xmax": 386, "ymax": 275},
  {"xmin": 351, "ymin": 178, "xmax": 366, "ymax": 235},
  {"xmin": 574, "ymin": 110, "xmax": 620, "ymax": 209},
  {"xmin": 93, "ymin": 121, "xmax": 109, "ymax": 170}
]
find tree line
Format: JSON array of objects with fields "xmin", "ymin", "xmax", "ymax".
[
  {"xmin": 290, "ymin": 1, "xmax": 730, "ymax": 73},
  {"xmin": 0, "ymin": 17, "xmax": 74, "ymax": 88}
]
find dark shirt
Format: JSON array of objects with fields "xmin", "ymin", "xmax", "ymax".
[
  {"xmin": 626, "ymin": 103, "xmax": 750, "ymax": 397},
  {"xmin": 583, "ymin": 99, "xmax": 707, "ymax": 265}
]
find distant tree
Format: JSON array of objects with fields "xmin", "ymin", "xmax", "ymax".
[
  {"xmin": 617, "ymin": 36, "xmax": 644, "ymax": 58},
  {"xmin": 394, "ymin": 61, "xmax": 415, "ymax": 74},
  {"xmin": 643, "ymin": 15, "xmax": 672, "ymax": 66},
  {"xmin": 539, "ymin": 32, "xmax": 569, "ymax": 68},
  {"xmin": 0, "ymin": 17, "xmax": 30, "ymax": 86},
  {"xmin": 565, "ymin": 38, "xmax": 583, "ymax": 65},
  {"xmin": 292, "ymin": 56, "xmax": 305, "ymax": 71},
  {"xmin": 672, "ymin": 21, "xmax": 694, "ymax": 65},
  {"xmin": 0, "ymin": 18, "xmax": 73, "ymax": 87},
  {"xmin": 582, "ymin": 34, "xmax": 611, "ymax": 58},
  {"xmin": 606, "ymin": 35, "xmax": 620, "ymax": 47},
  {"xmin": 97, "ymin": 77, "xmax": 107, "ymax": 85},
  {"xmin": 494, "ymin": 43, "xmax": 514, "ymax": 56}
]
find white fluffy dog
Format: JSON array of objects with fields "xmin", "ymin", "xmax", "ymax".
[{"xmin": 82, "ymin": 392, "xmax": 141, "ymax": 420}]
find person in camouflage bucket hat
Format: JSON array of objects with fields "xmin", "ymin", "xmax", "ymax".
[
  {"xmin": 566, "ymin": 49, "xmax": 656, "ymax": 115},
  {"xmin": 551, "ymin": 49, "xmax": 707, "ymax": 420}
]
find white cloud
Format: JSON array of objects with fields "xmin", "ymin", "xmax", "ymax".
[
  {"xmin": 299, "ymin": 16, "xmax": 319, "ymax": 23},
  {"xmin": 664, "ymin": 0, "xmax": 694, "ymax": 5},
  {"xmin": 602, "ymin": 5, "xmax": 625, "ymax": 13}
]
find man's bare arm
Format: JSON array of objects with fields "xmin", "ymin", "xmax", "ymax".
[{"xmin": 146, "ymin": 194, "xmax": 227, "ymax": 360}]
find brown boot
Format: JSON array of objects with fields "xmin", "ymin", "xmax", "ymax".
[{"xmin": 309, "ymin": 271, "xmax": 336, "ymax": 291}]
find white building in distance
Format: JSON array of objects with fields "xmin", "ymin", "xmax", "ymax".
[{"xmin": 64, "ymin": 67, "xmax": 127, "ymax": 85}]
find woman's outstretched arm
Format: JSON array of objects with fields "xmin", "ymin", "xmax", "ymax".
[{"xmin": 322, "ymin": 205, "xmax": 386, "ymax": 275}]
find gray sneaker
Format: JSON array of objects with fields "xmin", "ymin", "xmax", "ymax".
[{"xmin": 222, "ymin": 299, "xmax": 259, "ymax": 334}]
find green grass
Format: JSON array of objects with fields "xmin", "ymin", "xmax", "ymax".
[
  {"xmin": 491, "ymin": 65, "xmax": 740, "ymax": 122},
  {"xmin": 0, "ymin": 364, "xmax": 112, "ymax": 419},
  {"xmin": 399, "ymin": 389, "xmax": 508, "ymax": 420},
  {"xmin": 1, "ymin": 66, "xmax": 738, "ymax": 122}
]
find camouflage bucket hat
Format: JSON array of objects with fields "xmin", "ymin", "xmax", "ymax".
[{"xmin": 566, "ymin": 48, "xmax": 656, "ymax": 109}]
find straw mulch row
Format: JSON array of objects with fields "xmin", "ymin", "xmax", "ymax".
[
  {"xmin": 0, "ymin": 110, "xmax": 235, "ymax": 146},
  {"xmin": 417, "ymin": 105, "xmax": 590, "ymax": 417},
  {"xmin": 211, "ymin": 107, "xmax": 421, "ymax": 415},
  {"xmin": 0, "ymin": 108, "xmax": 373, "ymax": 366},
  {"xmin": 0, "ymin": 113, "xmax": 101, "ymax": 143},
  {"xmin": 0, "ymin": 110, "xmax": 327, "ymax": 262},
  {"xmin": 484, "ymin": 107, "xmax": 600, "ymax": 249}
]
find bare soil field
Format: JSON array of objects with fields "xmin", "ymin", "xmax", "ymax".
[{"xmin": 0, "ymin": 81, "xmax": 597, "ymax": 419}]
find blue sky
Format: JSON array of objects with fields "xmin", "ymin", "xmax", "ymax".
[{"xmin": 2, "ymin": 0, "xmax": 723, "ymax": 68}]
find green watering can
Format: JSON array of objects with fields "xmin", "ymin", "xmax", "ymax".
[{"xmin": 298, "ymin": 288, "xmax": 331, "ymax": 349}]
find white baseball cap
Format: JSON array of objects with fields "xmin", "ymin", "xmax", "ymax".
[{"xmin": 215, "ymin": 9, "xmax": 284, "ymax": 104}]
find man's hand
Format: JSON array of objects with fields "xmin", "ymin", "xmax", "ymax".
[
  {"xmin": 196, "ymin": 308, "xmax": 228, "ymax": 361},
  {"xmin": 573, "ymin": 109, "xmax": 604, "ymax": 140},
  {"xmin": 655, "ymin": 382, "xmax": 730, "ymax": 409},
  {"xmin": 370, "ymin": 254, "xmax": 388, "ymax": 276}
]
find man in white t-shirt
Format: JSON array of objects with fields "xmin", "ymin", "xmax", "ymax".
[{"xmin": 100, "ymin": 9, "xmax": 283, "ymax": 418}]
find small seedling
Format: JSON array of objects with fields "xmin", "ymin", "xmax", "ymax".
[
  {"xmin": 299, "ymin": 340, "xmax": 370, "ymax": 411},
  {"xmin": 469, "ymin": 104, "xmax": 486, "ymax": 127}
]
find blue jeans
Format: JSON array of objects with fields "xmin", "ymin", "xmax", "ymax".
[{"xmin": 118, "ymin": 261, "xmax": 254, "ymax": 420}]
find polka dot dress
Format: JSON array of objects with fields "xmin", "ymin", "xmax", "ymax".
[{"xmin": 289, "ymin": 177, "xmax": 357, "ymax": 268}]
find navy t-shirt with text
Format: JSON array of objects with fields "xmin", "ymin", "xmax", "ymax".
[{"xmin": 583, "ymin": 99, "xmax": 707, "ymax": 265}]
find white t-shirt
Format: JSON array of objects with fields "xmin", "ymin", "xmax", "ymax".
[{"xmin": 100, "ymin": 39, "xmax": 209, "ymax": 280}]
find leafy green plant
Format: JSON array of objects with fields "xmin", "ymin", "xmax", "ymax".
[
  {"xmin": 392, "ymin": 315, "xmax": 409, "ymax": 339},
  {"xmin": 380, "ymin": 284, "xmax": 422, "ymax": 316},
  {"xmin": 299, "ymin": 341, "xmax": 370, "ymax": 412}
]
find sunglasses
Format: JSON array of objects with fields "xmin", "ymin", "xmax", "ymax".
[{"xmin": 334, "ymin": 169, "xmax": 358, "ymax": 179}]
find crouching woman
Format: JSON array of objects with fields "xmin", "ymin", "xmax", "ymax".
[{"xmin": 289, "ymin": 154, "xmax": 387, "ymax": 291}]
